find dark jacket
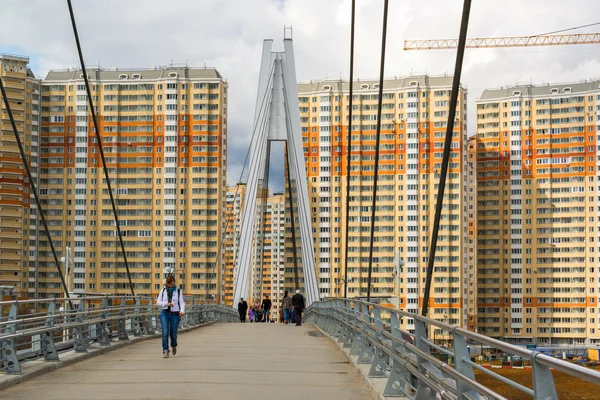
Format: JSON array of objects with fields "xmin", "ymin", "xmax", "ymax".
[
  {"xmin": 261, "ymin": 298, "xmax": 272, "ymax": 311},
  {"xmin": 238, "ymin": 300, "xmax": 248, "ymax": 313},
  {"xmin": 282, "ymin": 295, "xmax": 293, "ymax": 311},
  {"xmin": 292, "ymin": 293, "xmax": 305, "ymax": 309}
]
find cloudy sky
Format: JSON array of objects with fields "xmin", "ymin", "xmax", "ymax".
[{"xmin": 2, "ymin": 0, "xmax": 599, "ymax": 189}]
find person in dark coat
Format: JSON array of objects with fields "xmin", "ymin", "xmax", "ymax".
[
  {"xmin": 261, "ymin": 295, "xmax": 272, "ymax": 323},
  {"xmin": 291, "ymin": 289, "xmax": 305, "ymax": 326},
  {"xmin": 238, "ymin": 298, "xmax": 248, "ymax": 322}
]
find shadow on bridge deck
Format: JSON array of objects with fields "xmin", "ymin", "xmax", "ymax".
[{"xmin": 1, "ymin": 323, "xmax": 374, "ymax": 400}]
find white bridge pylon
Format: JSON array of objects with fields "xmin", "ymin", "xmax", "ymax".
[{"xmin": 232, "ymin": 38, "xmax": 319, "ymax": 306}]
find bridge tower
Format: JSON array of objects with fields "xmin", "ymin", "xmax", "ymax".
[{"xmin": 232, "ymin": 36, "xmax": 319, "ymax": 306}]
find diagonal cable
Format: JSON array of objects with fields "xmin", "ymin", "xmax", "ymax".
[
  {"xmin": 0, "ymin": 76, "xmax": 73, "ymax": 308},
  {"xmin": 66, "ymin": 0, "xmax": 134, "ymax": 296},
  {"xmin": 421, "ymin": 0, "xmax": 472, "ymax": 317},
  {"xmin": 366, "ymin": 0, "xmax": 390, "ymax": 302},
  {"xmin": 343, "ymin": 0, "xmax": 356, "ymax": 299},
  {"xmin": 211, "ymin": 63, "xmax": 276, "ymax": 303}
]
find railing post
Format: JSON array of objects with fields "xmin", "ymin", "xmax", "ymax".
[
  {"xmin": 331, "ymin": 300, "xmax": 343, "ymax": 341},
  {"xmin": 0, "ymin": 303, "xmax": 21, "ymax": 374},
  {"xmin": 356, "ymin": 303, "xmax": 374, "ymax": 364},
  {"xmin": 532, "ymin": 352, "xmax": 559, "ymax": 400},
  {"xmin": 368, "ymin": 307, "xmax": 388, "ymax": 378},
  {"xmin": 453, "ymin": 330, "xmax": 482, "ymax": 400},
  {"xmin": 132, "ymin": 298, "xmax": 142, "ymax": 337},
  {"xmin": 413, "ymin": 319, "xmax": 437, "ymax": 400},
  {"xmin": 117, "ymin": 298, "xmax": 129, "ymax": 341},
  {"xmin": 42, "ymin": 300, "xmax": 59, "ymax": 361},
  {"xmin": 342, "ymin": 300, "xmax": 353, "ymax": 348},
  {"xmin": 73, "ymin": 299, "xmax": 88, "ymax": 353},
  {"xmin": 96, "ymin": 297, "xmax": 111, "ymax": 346},
  {"xmin": 382, "ymin": 311, "xmax": 411, "ymax": 397},
  {"xmin": 145, "ymin": 300, "xmax": 156, "ymax": 335},
  {"xmin": 349, "ymin": 302, "xmax": 362, "ymax": 355}
]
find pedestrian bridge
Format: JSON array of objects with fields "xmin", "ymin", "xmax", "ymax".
[{"xmin": 1, "ymin": 296, "xmax": 600, "ymax": 400}]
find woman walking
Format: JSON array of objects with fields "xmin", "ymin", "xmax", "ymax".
[{"xmin": 156, "ymin": 276, "xmax": 185, "ymax": 358}]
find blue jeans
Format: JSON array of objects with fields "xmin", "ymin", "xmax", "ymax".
[
  {"xmin": 283, "ymin": 309, "xmax": 291, "ymax": 322},
  {"xmin": 160, "ymin": 311, "xmax": 180, "ymax": 352}
]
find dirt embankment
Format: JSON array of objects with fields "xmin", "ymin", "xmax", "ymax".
[{"xmin": 474, "ymin": 368, "xmax": 597, "ymax": 399}]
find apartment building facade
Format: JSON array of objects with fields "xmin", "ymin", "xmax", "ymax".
[
  {"xmin": 466, "ymin": 135, "xmax": 477, "ymax": 332},
  {"xmin": 38, "ymin": 66, "xmax": 227, "ymax": 300},
  {"xmin": 297, "ymin": 76, "xmax": 469, "ymax": 332},
  {"xmin": 0, "ymin": 54, "xmax": 41, "ymax": 298},
  {"xmin": 476, "ymin": 80, "xmax": 600, "ymax": 345}
]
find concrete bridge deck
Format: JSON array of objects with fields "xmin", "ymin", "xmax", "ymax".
[{"xmin": 1, "ymin": 323, "xmax": 373, "ymax": 400}]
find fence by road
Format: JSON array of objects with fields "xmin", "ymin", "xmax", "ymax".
[{"xmin": 305, "ymin": 298, "xmax": 600, "ymax": 400}]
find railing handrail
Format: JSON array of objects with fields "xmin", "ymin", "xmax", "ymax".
[
  {"xmin": 0, "ymin": 299, "xmax": 238, "ymax": 375},
  {"xmin": 306, "ymin": 298, "xmax": 600, "ymax": 399}
]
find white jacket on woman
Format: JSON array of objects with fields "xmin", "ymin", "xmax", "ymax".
[{"xmin": 156, "ymin": 287, "xmax": 186, "ymax": 314}]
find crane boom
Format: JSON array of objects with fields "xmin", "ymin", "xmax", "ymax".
[{"xmin": 404, "ymin": 33, "xmax": 600, "ymax": 50}]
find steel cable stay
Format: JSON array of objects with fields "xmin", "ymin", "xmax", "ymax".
[
  {"xmin": 275, "ymin": 89, "xmax": 305, "ymax": 293},
  {"xmin": 256, "ymin": 139, "xmax": 272, "ymax": 302},
  {"xmin": 211, "ymin": 94, "xmax": 273, "ymax": 301},
  {"xmin": 421, "ymin": 0, "xmax": 472, "ymax": 317},
  {"xmin": 279, "ymin": 72, "xmax": 316, "ymax": 297},
  {"xmin": 0, "ymin": 77, "xmax": 74, "ymax": 309},
  {"xmin": 366, "ymin": 0, "xmax": 390, "ymax": 302},
  {"xmin": 66, "ymin": 0, "xmax": 135, "ymax": 296},
  {"xmin": 215, "ymin": 93, "xmax": 273, "ymax": 302},
  {"xmin": 277, "ymin": 71, "xmax": 307, "ymax": 293},
  {"xmin": 230, "ymin": 124, "xmax": 271, "ymax": 301},
  {"xmin": 213, "ymin": 65, "xmax": 276, "ymax": 302},
  {"xmin": 343, "ymin": 0, "xmax": 356, "ymax": 299}
]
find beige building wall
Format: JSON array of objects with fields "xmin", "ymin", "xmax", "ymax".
[
  {"xmin": 466, "ymin": 135, "xmax": 477, "ymax": 332},
  {"xmin": 297, "ymin": 76, "xmax": 469, "ymax": 334},
  {"xmin": 477, "ymin": 80, "xmax": 600, "ymax": 345},
  {"xmin": 0, "ymin": 54, "xmax": 41, "ymax": 299},
  {"xmin": 38, "ymin": 66, "xmax": 227, "ymax": 300}
]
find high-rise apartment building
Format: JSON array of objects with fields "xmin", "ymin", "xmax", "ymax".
[
  {"xmin": 466, "ymin": 135, "xmax": 477, "ymax": 332},
  {"xmin": 38, "ymin": 66, "xmax": 227, "ymax": 300},
  {"xmin": 0, "ymin": 54, "xmax": 41, "ymax": 298},
  {"xmin": 476, "ymin": 80, "xmax": 600, "ymax": 345},
  {"xmin": 297, "ymin": 76, "xmax": 469, "ymax": 332}
]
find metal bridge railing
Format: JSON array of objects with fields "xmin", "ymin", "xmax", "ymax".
[
  {"xmin": 305, "ymin": 299, "xmax": 600, "ymax": 400},
  {"xmin": 0, "ymin": 295, "xmax": 238, "ymax": 375}
]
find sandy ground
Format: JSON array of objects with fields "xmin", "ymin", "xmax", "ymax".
[{"xmin": 474, "ymin": 368, "xmax": 598, "ymax": 399}]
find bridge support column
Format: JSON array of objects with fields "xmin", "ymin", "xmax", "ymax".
[
  {"xmin": 42, "ymin": 300, "xmax": 59, "ymax": 361},
  {"xmin": 0, "ymin": 303, "xmax": 20, "ymax": 374}
]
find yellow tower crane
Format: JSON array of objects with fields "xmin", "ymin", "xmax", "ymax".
[{"xmin": 404, "ymin": 32, "xmax": 600, "ymax": 50}]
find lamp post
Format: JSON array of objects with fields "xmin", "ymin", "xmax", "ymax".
[
  {"xmin": 392, "ymin": 249, "xmax": 405, "ymax": 309},
  {"xmin": 60, "ymin": 246, "xmax": 72, "ymax": 299}
]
